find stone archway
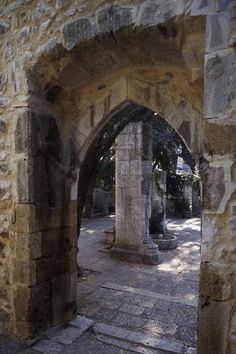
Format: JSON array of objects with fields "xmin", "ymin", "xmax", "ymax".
[{"xmin": 0, "ymin": 2, "xmax": 235, "ymax": 353}]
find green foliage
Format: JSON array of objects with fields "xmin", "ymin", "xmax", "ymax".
[{"xmin": 181, "ymin": 166, "xmax": 200, "ymax": 182}]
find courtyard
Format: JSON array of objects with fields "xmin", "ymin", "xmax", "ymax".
[
  {"xmin": 0, "ymin": 215, "xmax": 201, "ymax": 354},
  {"xmin": 76, "ymin": 216, "xmax": 200, "ymax": 353}
]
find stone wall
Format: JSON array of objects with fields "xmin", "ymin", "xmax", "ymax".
[
  {"xmin": 0, "ymin": 1, "xmax": 235, "ymax": 352},
  {"xmin": 199, "ymin": 2, "xmax": 236, "ymax": 353}
]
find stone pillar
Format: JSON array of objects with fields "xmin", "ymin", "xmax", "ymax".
[
  {"xmin": 192, "ymin": 182, "xmax": 201, "ymax": 217},
  {"xmin": 11, "ymin": 109, "xmax": 77, "ymax": 341},
  {"xmin": 183, "ymin": 180, "xmax": 193, "ymax": 218},
  {"xmin": 150, "ymin": 170, "xmax": 167, "ymax": 235},
  {"xmin": 113, "ymin": 121, "xmax": 159, "ymax": 264},
  {"xmin": 199, "ymin": 3, "xmax": 236, "ymax": 354}
]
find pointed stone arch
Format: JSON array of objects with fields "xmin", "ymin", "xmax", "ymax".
[{"xmin": 0, "ymin": 2, "xmax": 235, "ymax": 353}]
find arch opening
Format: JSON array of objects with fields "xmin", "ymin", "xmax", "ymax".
[
  {"xmin": 76, "ymin": 101, "xmax": 201, "ymax": 351},
  {"xmin": 8, "ymin": 5, "xmax": 236, "ymax": 353}
]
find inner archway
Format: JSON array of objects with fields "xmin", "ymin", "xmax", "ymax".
[{"xmin": 76, "ymin": 103, "xmax": 201, "ymax": 352}]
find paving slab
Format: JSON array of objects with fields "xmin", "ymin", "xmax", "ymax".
[
  {"xmin": 0, "ymin": 335, "xmax": 22, "ymax": 354},
  {"xmin": 46, "ymin": 326, "xmax": 84, "ymax": 345},
  {"xmin": 76, "ymin": 216, "xmax": 200, "ymax": 351},
  {"xmin": 94, "ymin": 322, "xmax": 184, "ymax": 353},
  {"xmin": 113, "ymin": 312, "xmax": 148, "ymax": 330},
  {"xmin": 96, "ymin": 334, "xmax": 167, "ymax": 354},
  {"xmin": 120, "ymin": 303, "xmax": 146, "ymax": 316},
  {"xmin": 69, "ymin": 315, "xmax": 94, "ymax": 331},
  {"xmin": 102, "ymin": 282, "xmax": 198, "ymax": 307},
  {"xmin": 61, "ymin": 332, "xmax": 132, "ymax": 354},
  {"xmin": 32, "ymin": 339, "xmax": 64, "ymax": 354}
]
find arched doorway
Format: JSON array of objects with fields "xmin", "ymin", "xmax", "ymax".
[
  {"xmin": 5, "ymin": 3, "xmax": 235, "ymax": 353},
  {"xmin": 76, "ymin": 103, "xmax": 201, "ymax": 352}
]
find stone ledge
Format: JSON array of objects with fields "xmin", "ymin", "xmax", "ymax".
[
  {"xmin": 93, "ymin": 322, "xmax": 184, "ymax": 353},
  {"xmin": 111, "ymin": 246, "xmax": 160, "ymax": 265},
  {"xmin": 69, "ymin": 315, "xmax": 94, "ymax": 331},
  {"xmin": 101, "ymin": 282, "xmax": 198, "ymax": 307}
]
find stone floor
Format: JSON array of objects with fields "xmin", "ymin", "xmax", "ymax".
[{"xmin": 0, "ymin": 216, "xmax": 200, "ymax": 354}]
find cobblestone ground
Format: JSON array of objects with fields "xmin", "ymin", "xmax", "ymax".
[
  {"xmin": 0, "ymin": 217, "xmax": 200, "ymax": 354},
  {"xmin": 76, "ymin": 216, "xmax": 200, "ymax": 352}
]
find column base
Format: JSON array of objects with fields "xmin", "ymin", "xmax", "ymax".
[{"xmin": 111, "ymin": 244, "xmax": 160, "ymax": 265}]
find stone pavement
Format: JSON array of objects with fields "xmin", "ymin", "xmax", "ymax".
[{"xmin": 0, "ymin": 217, "xmax": 200, "ymax": 354}]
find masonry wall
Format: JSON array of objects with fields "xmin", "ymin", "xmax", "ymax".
[
  {"xmin": 0, "ymin": 1, "xmax": 235, "ymax": 352},
  {"xmin": 199, "ymin": 3, "xmax": 236, "ymax": 353}
]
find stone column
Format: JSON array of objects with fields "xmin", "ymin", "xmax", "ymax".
[
  {"xmin": 112, "ymin": 121, "xmax": 159, "ymax": 264},
  {"xmin": 192, "ymin": 182, "xmax": 201, "ymax": 217},
  {"xmin": 199, "ymin": 4, "xmax": 236, "ymax": 354},
  {"xmin": 12, "ymin": 109, "xmax": 77, "ymax": 341},
  {"xmin": 150, "ymin": 170, "xmax": 167, "ymax": 235},
  {"xmin": 183, "ymin": 180, "xmax": 193, "ymax": 218}
]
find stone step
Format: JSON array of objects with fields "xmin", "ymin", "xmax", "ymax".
[
  {"xmin": 93, "ymin": 322, "xmax": 184, "ymax": 353},
  {"xmin": 96, "ymin": 333, "xmax": 168, "ymax": 354},
  {"xmin": 32, "ymin": 316, "xmax": 94, "ymax": 353},
  {"xmin": 102, "ymin": 282, "xmax": 198, "ymax": 307}
]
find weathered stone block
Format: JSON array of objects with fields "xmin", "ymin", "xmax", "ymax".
[
  {"xmin": 97, "ymin": 5, "xmax": 133, "ymax": 33},
  {"xmin": 51, "ymin": 274, "xmax": 66, "ymax": 326},
  {"xmin": 42, "ymin": 228, "xmax": 62, "ymax": 257},
  {"xmin": 64, "ymin": 200, "xmax": 77, "ymax": 226},
  {"xmin": 33, "ymin": 339, "xmax": 64, "ymax": 354},
  {"xmin": 36, "ymin": 203, "xmax": 63, "ymax": 230},
  {"xmin": 64, "ymin": 271, "xmax": 77, "ymax": 314},
  {"xmin": 62, "ymin": 248, "xmax": 77, "ymax": 274},
  {"xmin": 52, "ymin": 271, "xmax": 77, "ymax": 325},
  {"xmin": 216, "ymin": 0, "xmax": 234, "ymax": 11},
  {"xmin": 198, "ymin": 298, "xmax": 230, "ymax": 354},
  {"xmin": 138, "ymin": 0, "xmax": 184, "ymax": 26},
  {"xmin": 206, "ymin": 13, "xmax": 230, "ymax": 52},
  {"xmin": 69, "ymin": 315, "xmax": 94, "ymax": 331},
  {"xmin": 13, "ymin": 204, "xmax": 38, "ymax": 234},
  {"xmin": 13, "ymin": 282, "xmax": 51, "ymax": 340},
  {"xmin": 36, "ymin": 256, "xmax": 61, "ymax": 283},
  {"xmin": 15, "ymin": 110, "xmax": 60, "ymax": 157},
  {"xmin": 64, "ymin": 225, "xmax": 77, "ymax": 249},
  {"xmin": 46, "ymin": 325, "xmax": 82, "ymax": 345},
  {"xmin": 185, "ymin": 0, "xmax": 215, "ymax": 16},
  {"xmin": 14, "ymin": 259, "xmax": 36, "ymax": 286},
  {"xmin": 204, "ymin": 49, "xmax": 236, "ymax": 118},
  {"xmin": 204, "ymin": 122, "xmax": 236, "ymax": 155},
  {"xmin": 59, "ymin": 61, "xmax": 91, "ymax": 88},
  {"xmin": 201, "ymin": 214, "xmax": 216, "ymax": 262},
  {"xmin": 16, "ymin": 155, "xmax": 64, "ymax": 204},
  {"xmin": 62, "ymin": 17, "xmax": 96, "ymax": 50},
  {"xmin": 16, "ymin": 232, "xmax": 42, "ymax": 260},
  {"xmin": 16, "ymin": 159, "xmax": 30, "ymax": 203},
  {"xmin": 199, "ymin": 262, "xmax": 233, "ymax": 300},
  {"xmin": 201, "ymin": 162, "xmax": 225, "ymax": 212}
]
